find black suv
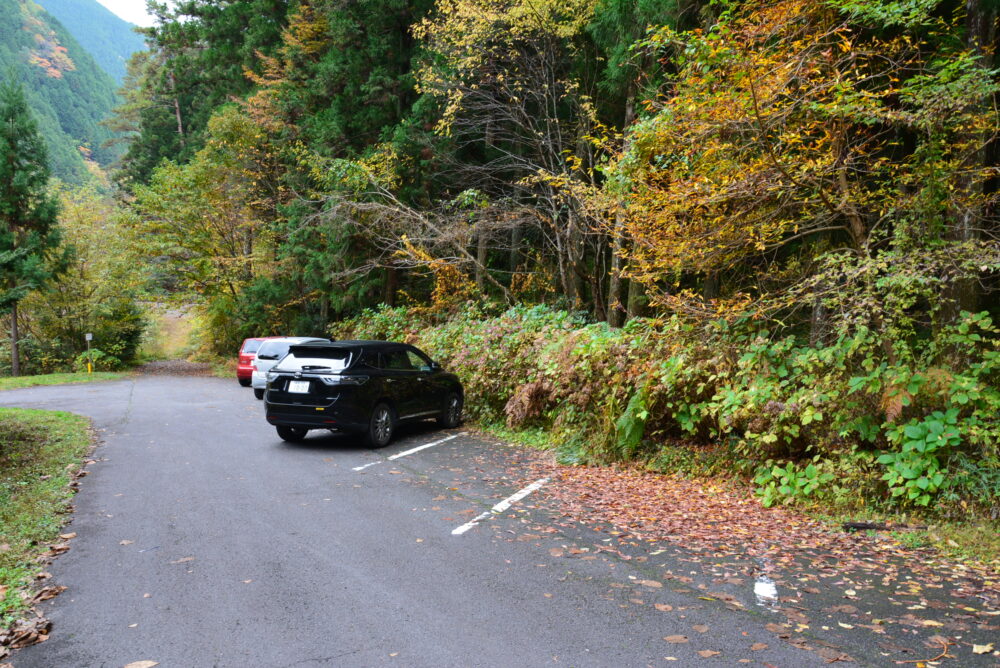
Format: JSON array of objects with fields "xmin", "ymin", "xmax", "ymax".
[{"xmin": 263, "ymin": 341, "xmax": 464, "ymax": 446}]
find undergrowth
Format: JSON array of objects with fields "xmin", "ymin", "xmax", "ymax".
[{"xmin": 331, "ymin": 303, "xmax": 1000, "ymax": 520}]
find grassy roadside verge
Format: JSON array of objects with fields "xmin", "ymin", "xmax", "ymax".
[
  {"xmin": 0, "ymin": 408, "xmax": 90, "ymax": 628},
  {"xmin": 0, "ymin": 372, "xmax": 122, "ymax": 391}
]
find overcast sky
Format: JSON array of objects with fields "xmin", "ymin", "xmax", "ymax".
[{"xmin": 94, "ymin": 0, "xmax": 157, "ymax": 27}]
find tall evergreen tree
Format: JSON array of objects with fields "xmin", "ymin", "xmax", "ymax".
[{"xmin": 0, "ymin": 78, "xmax": 61, "ymax": 376}]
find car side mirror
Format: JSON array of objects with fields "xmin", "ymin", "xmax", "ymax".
[{"xmin": 429, "ymin": 361, "xmax": 440, "ymax": 371}]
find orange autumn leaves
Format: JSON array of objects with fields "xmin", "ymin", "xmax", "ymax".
[{"xmin": 611, "ymin": 0, "xmax": 997, "ymax": 317}]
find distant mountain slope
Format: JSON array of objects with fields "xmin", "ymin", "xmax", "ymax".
[
  {"xmin": 37, "ymin": 0, "xmax": 146, "ymax": 83},
  {"xmin": 0, "ymin": 0, "xmax": 121, "ymax": 183}
]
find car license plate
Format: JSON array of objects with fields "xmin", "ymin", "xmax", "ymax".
[{"xmin": 287, "ymin": 380, "xmax": 310, "ymax": 393}]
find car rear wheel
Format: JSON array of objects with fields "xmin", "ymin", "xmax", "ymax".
[
  {"xmin": 254, "ymin": 388, "xmax": 264, "ymax": 400},
  {"xmin": 238, "ymin": 378, "xmax": 251, "ymax": 387},
  {"xmin": 438, "ymin": 392, "xmax": 463, "ymax": 429},
  {"xmin": 276, "ymin": 425, "xmax": 308, "ymax": 442},
  {"xmin": 366, "ymin": 403, "xmax": 394, "ymax": 448}
]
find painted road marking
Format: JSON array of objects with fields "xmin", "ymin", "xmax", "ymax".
[
  {"xmin": 352, "ymin": 432, "xmax": 466, "ymax": 471},
  {"xmin": 451, "ymin": 477, "xmax": 550, "ymax": 536}
]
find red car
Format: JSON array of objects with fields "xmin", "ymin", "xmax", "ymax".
[{"xmin": 237, "ymin": 337, "xmax": 281, "ymax": 386}]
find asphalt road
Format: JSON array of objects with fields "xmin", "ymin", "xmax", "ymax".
[{"xmin": 0, "ymin": 374, "xmax": 905, "ymax": 667}]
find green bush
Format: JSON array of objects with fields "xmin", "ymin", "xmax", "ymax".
[
  {"xmin": 72, "ymin": 349, "xmax": 122, "ymax": 372},
  {"xmin": 330, "ymin": 304, "xmax": 1000, "ymax": 516}
]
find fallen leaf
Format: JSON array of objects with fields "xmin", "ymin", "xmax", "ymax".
[
  {"xmin": 639, "ymin": 580, "xmax": 662, "ymax": 588},
  {"xmin": 815, "ymin": 647, "xmax": 853, "ymax": 662},
  {"xmin": 655, "ymin": 604, "xmax": 674, "ymax": 612},
  {"xmin": 32, "ymin": 585, "xmax": 66, "ymax": 602},
  {"xmin": 124, "ymin": 662, "xmax": 159, "ymax": 668},
  {"xmin": 120, "ymin": 540, "xmax": 134, "ymax": 546},
  {"xmin": 169, "ymin": 557, "xmax": 194, "ymax": 564},
  {"xmin": 972, "ymin": 643, "xmax": 993, "ymax": 654},
  {"xmin": 750, "ymin": 643, "xmax": 768, "ymax": 651},
  {"xmin": 59, "ymin": 533, "xmax": 76, "ymax": 540},
  {"xmin": 921, "ymin": 620, "xmax": 943, "ymax": 627},
  {"xmin": 692, "ymin": 624, "xmax": 709, "ymax": 633},
  {"xmin": 664, "ymin": 635, "xmax": 689, "ymax": 644},
  {"xmin": 837, "ymin": 622, "xmax": 854, "ymax": 629},
  {"xmin": 549, "ymin": 548, "xmax": 564, "ymax": 557},
  {"xmin": 697, "ymin": 650, "xmax": 721, "ymax": 657}
]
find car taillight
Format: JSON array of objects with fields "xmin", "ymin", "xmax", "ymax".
[{"xmin": 319, "ymin": 375, "xmax": 368, "ymax": 386}]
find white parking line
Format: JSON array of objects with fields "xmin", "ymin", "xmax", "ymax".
[
  {"xmin": 451, "ymin": 477, "xmax": 550, "ymax": 536},
  {"xmin": 352, "ymin": 432, "xmax": 466, "ymax": 472}
]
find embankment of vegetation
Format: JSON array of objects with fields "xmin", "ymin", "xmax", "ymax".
[{"xmin": 332, "ymin": 303, "xmax": 999, "ymax": 520}]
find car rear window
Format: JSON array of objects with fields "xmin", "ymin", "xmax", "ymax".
[
  {"xmin": 257, "ymin": 341, "xmax": 294, "ymax": 358},
  {"xmin": 241, "ymin": 339, "xmax": 262, "ymax": 354},
  {"xmin": 276, "ymin": 348, "xmax": 354, "ymax": 372}
]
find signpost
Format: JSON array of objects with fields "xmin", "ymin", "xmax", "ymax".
[{"xmin": 85, "ymin": 333, "xmax": 93, "ymax": 374}]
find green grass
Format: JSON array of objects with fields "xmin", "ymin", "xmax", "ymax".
[
  {"xmin": 0, "ymin": 372, "xmax": 123, "ymax": 391},
  {"xmin": 0, "ymin": 408, "xmax": 91, "ymax": 625}
]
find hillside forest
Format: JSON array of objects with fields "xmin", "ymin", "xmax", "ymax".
[
  {"xmin": 2, "ymin": 0, "xmax": 999, "ymax": 518},
  {"xmin": 0, "ymin": 0, "xmax": 123, "ymax": 183}
]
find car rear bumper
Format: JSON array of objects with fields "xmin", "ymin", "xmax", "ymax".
[
  {"xmin": 237, "ymin": 364, "xmax": 253, "ymax": 380},
  {"xmin": 264, "ymin": 406, "xmax": 366, "ymax": 432}
]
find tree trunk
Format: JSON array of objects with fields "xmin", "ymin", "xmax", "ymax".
[
  {"xmin": 607, "ymin": 230, "xmax": 627, "ymax": 327},
  {"xmin": 608, "ymin": 81, "xmax": 638, "ymax": 328},
  {"xmin": 702, "ymin": 272, "xmax": 719, "ymax": 302},
  {"xmin": 384, "ymin": 266, "xmax": 398, "ymax": 307},
  {"xmin": 809, "ymin": 296, "xmax": 827, "ymax": 348},
  {"xmin": 509, "ymin": 225, "xmax": 522, "ymax": 272},
  {"xmin": 626, "ymin": 278, "xmax": 647, "ymax": 319},
  {"xmin": 945, "ymin": 0, "xmax": 997, "ymax": 321},
  {"xmin": 475, "ymin": 221, "xmax": 488, "ymax": 294},
  {"xmin": 10, "ymin": 301, "xmax": 19, "ymax": 377},
  {"xmin": 168, "ymin": 71, "xmax": 185, "ymax": 146}
]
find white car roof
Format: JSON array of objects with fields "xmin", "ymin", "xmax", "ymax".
[{"xmin": 262, "ymin": 337, "xmax": 327, "ymax": 344}]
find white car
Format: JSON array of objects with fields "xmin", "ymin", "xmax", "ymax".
[{"xmin": 251, "ymin": 337, "xmax": 328, "ymax": 399}]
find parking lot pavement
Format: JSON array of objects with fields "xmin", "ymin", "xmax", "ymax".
[{"xmin": 3, "ymin": 374, "xmax": 869, "ymax": 666}]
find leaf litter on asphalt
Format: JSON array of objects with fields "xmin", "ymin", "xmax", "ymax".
[{"xmin": 507, "ymin": 455, "xmax": 1000, "ymax": 664}]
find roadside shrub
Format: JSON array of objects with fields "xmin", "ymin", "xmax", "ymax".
[
  {"xmin": 72, "ymin": 349, "xmax": 122, "ymax": 372},
  {"xmin": 330, "ymin": 303, "xmax": 1000, "ymax": 516}
]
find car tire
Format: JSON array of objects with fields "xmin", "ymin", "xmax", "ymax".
[
  {"xmin": 438, "ymin": 392, "xmax": 463, "ymax": 429},
  {"xmin": 276, "ymin": 425, "xmax": 308, "ymax": 443},
  {"xmin": 238, "ymin": 378, "xmax": 251, "ymax": 387},
  {"xmin": 366, "ymin": 402, "xmax": 395, "ymax": 448},
  {"xmin": 254, "ymin": 388, "xmax": 264, "ymax": 400}
]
